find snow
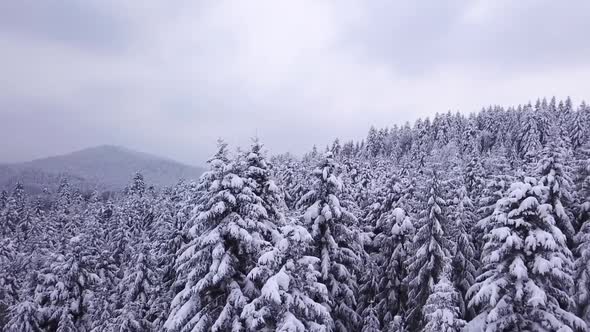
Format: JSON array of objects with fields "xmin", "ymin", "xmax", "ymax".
[
  {"xmin": 3, "ymin": 105, "xmax": 590, "ymax": 332},
  {"xmin": 463, "ymin": 313, "xmax": 486, "ymax": 332}
]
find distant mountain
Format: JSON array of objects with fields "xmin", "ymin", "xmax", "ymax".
[{"xmin": 0, "ymin": 145, "xmax": 205, "ymax": 193}]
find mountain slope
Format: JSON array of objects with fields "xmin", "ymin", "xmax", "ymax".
[{"xmin": 0, "ymin": 145, "xmax": 204, "ymax": 193}]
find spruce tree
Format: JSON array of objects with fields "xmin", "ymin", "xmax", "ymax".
[
  {"xmin": 450, "ymin": 185, "xmax": 477, "ymax": 320},
  {"xmin": 111, "ymin": 240, "xmax": 158, "ymax": 331},
  {"xmin": 570, "ymin": 107, "xmax": 586, "ymax": 152},
  {"xmin": 574, "ymin": 149, "xmax": 590, "ymax": 325},
  {"xmin": 404, "ymin": 171, "xmax": 451, "ymax": 331},
  {"xmin": 35, "ymin": 235, "xmax": 100, "ymax": 331},
  {"xmin": 242, "ymin": 138, "xmax": 286, "ymax": 229},
  {"xmin": 575, "ymin": 217, "xmax": 590, "ymax": 326},
  {"xmin": 165, "ymin": 140, "xmax": 273, "ymax": 332},
  {"xmin": 358, "ymin": 266, "xmax": 380, "ymax": 331},
  {"xmin": 149, "ymin": 186, "xmax": 187, "ymax": 330},
  {"xmin": 0, "ymin": 183, "xmax": 26, "ymax": 238},
  {"xmin": 537, "ymin": 139, "xmax": 577, "ymax": 248},
  {"xmin": 360, "ymin": 303, "xmax": 381, "ymax": 332},
  {"xmin": 468, "ymin": 178, "xmax": 585, "ymax": 331},
  {"xmin": 474, "ymin": 174, "xmax": 512, "ymax": 255},
  {"xmin": 519, "ymin": 105, "xmax": 542, "ymax": 163},
  {"xmin": 374, "ymin": 207, "xmax": 414, "ymax": 327},
  {"xmin": 0, "ymin": 190, "xmax": 7, "ymax": 212},
  {"xmin": 464, "ymin": 156, "xmax": 485, "ymax": 199},
  {"xmin": 241, "ymin": 224, "xmax": 332, "ymax": 331},
  {"xmin": 4, "ymin": 300, "xmax": 41, "ymax": 332},
  {"xmin": 0, "ymin": 238, "xmax": 21, "ymax": 327},
  {"xmin": 297, "ymin": 152, "xmax": 362, "ymax": 331},
  {"xmin": 423, "ymin": 265, "xmax": 465, "ymax": 332}
]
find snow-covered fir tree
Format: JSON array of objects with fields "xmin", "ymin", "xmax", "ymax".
[
  {"xmin": 404, "ymin": 170, "xmax": 451, "ymax": 331},
  {"xmin": 241, "ymin": 224, "xmax": 332, "ymax": 331},
  {"xmin": 422, "ymin": 265, "xmax": 465, "ymax": 332},
  {"xmin": 110, "ymin": 239, "xmax": 158, "ymax": 331},
  {"xmin": 537, "ymin": 136, "xmax": 577, "ymax": 248},
  {"xmin": 575, "ymin": 212, "xmax": 590, "ymax": 327},
  {"xmin": 356, "ymin": 251, "xmax": 379, "ymax": 328},
  {"xmin": 374, "ymin": 207, "xmax": 414, "ymax": 327},
  {"xmin": 468, "ymin": 178, "xmax": 585, "ymax": 331},
  {"xmin": 570, "ymin": 106, "xmax": 587, "ymax": 152},
  {"xmin": 0, "ymin": 238, "xmax": 22, "ymax": 327},
  {"xmin": 165, "ymin": 140, "xmax": 275, "ymax": 332},
  {"xmin": 360, "ymin": 303, "xmax": 381, "ymax": 332},
  {"xmin": 4, "ymin": 300, "xmax": 41, "ymax": 332},
  {"xmin": 34, "ymin": 234, "xmax": 101, "ymax": 331},
  {"xmin": 297, "ymin": 152, "xmax": 363, "ymax": 331},
  {"xmin": 0, "ymin": 183, "xmax": 26, "ymax": 239},
  {"xmin": 450, "ymin": 185, "xmax": 478, "ymax": 320},
  {"xmin": 519, "ymin": 104, "xmax": 542, "ymax": 163},
  {"xmin": 574, "ymin": 147, "xmax": 590, "ymax": 326}
]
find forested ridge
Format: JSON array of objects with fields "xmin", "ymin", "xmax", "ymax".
[{"xmin": 1, "ymin": 96, "xmax": 590, "ymax": 331}]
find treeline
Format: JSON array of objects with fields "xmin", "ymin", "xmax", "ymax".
[{"xmin": 0, "ymin": 97, "xmax": 589, "ymax": 332}]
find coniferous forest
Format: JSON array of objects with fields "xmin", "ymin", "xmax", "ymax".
[{"xmin": 2, "ymin": 97, "xmax": 590, "ymax": 332}]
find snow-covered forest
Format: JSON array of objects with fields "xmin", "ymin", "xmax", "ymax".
[{"xmin": 1, "ymin": 97, "xmax": 590, "ymax": 332}]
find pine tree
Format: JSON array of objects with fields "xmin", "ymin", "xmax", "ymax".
[
  {"xmin": 519, "ymin": 105, "xmax": 542, "ymax": 163},
  {"xmin": 0, "ymin": 183, "xmax": 26, "ymax": 238},
  {"xmin": 364, "ymin": 175, "xmax": 404, "ymax": 229},
  {"xmin": 165, "ymin": 140, "xmax": 274, "ymax": 332},
  {"xmin": 374, "ymin": 207, "xmax": 414, "ymax": 327},
  {"xmin": 0, "ymin": 190, "xmax": 7, "ymax": 212},
  {"xmin": 108, "ymin": 173, "xmax": 155, "ymax": 277},
  {"xmin": 357, "ymin": 256, "xmax": 379, "ymax": 322},
  {"xmin": 536, "ymin": 98, "xmax": 552, "ymax": 146},
  {"xmin": 241, "ymin": 224, "xmax": 332, "ymax": 331},
  {"xmin": 461, "ymin": 119, "xmax": 479, "ymax": 156},
  {"xmin": 297, "ymin": 152, "xmax": 362, "ymax": 331},
  {"xmin": 149, "ymin": 186, "xmax": 187, "ymax": 330},
  {"xmin": 464, "ymin": 156, "xmax": 485, "ymax": 199},
  {"xmin": 537, "ymin": 139, "xmax": 577, "ymax": 247},
  {"xmin": 4, "ymin": 300, "xmax": 41, "ymax": 332},
  {"xmin": 422, "ymin": 267, "xmax": 465, "ymax": 332},
  {"xmin": 404, "ymin": 171, "xmax": 451, "ymax": 331},
  {"xmin": 124, "ymin": 172, "xmax": 154, "ymax": 238},
  {"xmin": 387, "ymin": 315, "xmax": 407, "ymax": 332},
  {"xmin": 570, "ymin": 108, "xmax": 586, "ymax": 152},
  {"xmin": 0, "ymin": 238, "xmax": 22, "ymax": 328},
  {"xmin": 242, "ymin": 138, "xmax": 286, "ymax": 228},
  {"xmin": 468, "ymin": 178, "xmax": 585, "ymax": 331},
  {"xmin": 474, "ymin": 174, "xmax": 512, "ymax": 255},
  {"xmin": 35, "ymin": 235, "xmax": 100, "ymax": 331},
  {"xmin": 575, "ymin": 217, "xmax": 590, "ymax": 326},
  {"xmin": 558, "ymin": 97, "xmax": 574, "ymax": 144},
  {"xmin": 367, "ymin": 126, "xmax": 381, "ymax": 157},
  {"xmin": 361, "ymin": 303, "xmax": 381, "ymax": 332},
  {"xmin": 450, "ymin": 185, "xmax": 477, "ymax": 320},
  {"xmin": 332, "ymin": 138, "xmax": 342, "ymax": 157},
  {"xmin": 574, "ymin": 149, "xmax": 590, "ymax": 325},
  {"xmin": 111, "ymin": 240, "xmax": 158, "ymax": 331},
  {"xmin": 277, "ymin": 158, "xmax": 309, "ymax": 210}
]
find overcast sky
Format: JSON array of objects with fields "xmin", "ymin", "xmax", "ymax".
[{"xmin": 1, "ymin": 0, "xmax": 589, "ymax": 166}]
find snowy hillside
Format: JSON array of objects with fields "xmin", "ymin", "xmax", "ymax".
[{"xmin": 0, "ymin": 145, "xmax": 204, "ymax": 193}]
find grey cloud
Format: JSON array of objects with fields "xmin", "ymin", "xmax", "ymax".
[
  {"xmin": 443, "ymin": 0, "xmax": 590, "ymax": 69},
  {"xmin": 344, "ymin": 0, "xmax": 590, "ymax": 73},
  {"xmin": 341, "ymin": 0, "xmax": 470, "ymax": 73},
  {"xmin": 0, "ymin": 1, "xmax": 589, "ymax": 166},
  {"xmin": 0, "ymin": 0, "xmax": 133, "ymax": 53}
]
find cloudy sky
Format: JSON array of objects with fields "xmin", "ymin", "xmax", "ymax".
[{"xmin": 1, "ymin": 0, "xmax": 589, "ymax": 166}]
